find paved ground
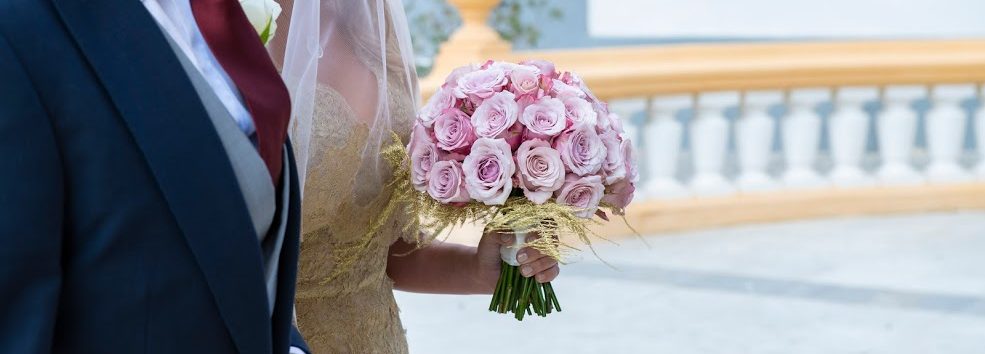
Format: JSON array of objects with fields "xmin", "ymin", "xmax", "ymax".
[{"xmin": 394, "ymin": 211, "xmax": 985, "ymax": 354}]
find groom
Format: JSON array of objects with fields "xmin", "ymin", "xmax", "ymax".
[{"xmin": 0, "ymin": 0, "xmax": 309, "ymax": 353}]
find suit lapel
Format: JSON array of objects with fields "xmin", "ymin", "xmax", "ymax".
[
  {"xmin": 51, "ymin": 1, "xmax": 272, "ymax": 352},
  {"xmin": 271, "ymin": 142, "xmax": 302, "ymax": 354}
]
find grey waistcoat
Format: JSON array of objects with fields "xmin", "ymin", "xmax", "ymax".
[{"xmin": 162, "ymin": 32, "xmax": 289, "ymax": 315}]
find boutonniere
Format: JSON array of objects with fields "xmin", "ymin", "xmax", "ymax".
[{"xmin": 239, "ymin": 0, "xmax": 282, "ymax": 45}]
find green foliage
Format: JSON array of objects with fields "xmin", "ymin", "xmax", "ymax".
[
  {"xmin": 404, "ymin": 0, "xmax": 563, "ymax": 76},
  {"xmin": 259, "ymin": 17, "xmax": 273, "ymax": 45},
  {"xmin": 489, "ymin": 0, "xmax": 563, "ymax": 48}
]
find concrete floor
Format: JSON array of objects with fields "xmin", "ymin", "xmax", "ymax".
[{"xmin": 394, "ymin": 211, "xmax": 985, "ymax": 354}]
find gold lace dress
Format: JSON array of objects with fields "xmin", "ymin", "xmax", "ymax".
[{"xmin": 294, "ymin": 82, "xmax": 414, "ymax": 353}]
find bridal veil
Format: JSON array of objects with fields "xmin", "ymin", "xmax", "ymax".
[{"xmin": 276, "ymin": 0, "xmax": 420, "ymax": 198}]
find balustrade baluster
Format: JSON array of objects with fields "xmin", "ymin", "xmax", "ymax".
[
  {"xmin": 877, "ymin": 85, "xmax": 927, "ymax": 185},
  {"xmin": 736, "ymin": 91, "xmax": 781, "ymax": 192},
  {"xmin": 977, "ymin": 85, "xmax": 985, "ymax": 179},
  {"xmin": 641, "ymin": 95, "xmax": 691, "ymax": 199},
  {"xmin": 690, "ymin": 92, "xmax": 738, "ymax": 196},
  {"xmin": 830, "ymin": 86, "xmax": 878, "ymax": 187},
  {"xmin": 782, "ymin": 88, "xmax": 831, "ymax": 188},
  {"xmin": 926, "ymin": 84, "xmax": 975, "ymax": 183}
]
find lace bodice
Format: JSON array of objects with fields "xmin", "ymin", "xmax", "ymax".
[{"xmin": 294, "ymin": 81, "xmax": 414, "ymax": 353}]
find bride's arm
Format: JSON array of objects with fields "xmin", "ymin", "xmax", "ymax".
[{"xmin": 385, "ymin": 233, "xmax": 560, "ymax": 294}]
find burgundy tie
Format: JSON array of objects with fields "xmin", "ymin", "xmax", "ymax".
[{"xmin": 191, "ymin": 0, "xmax": 291, "ymax": 185}]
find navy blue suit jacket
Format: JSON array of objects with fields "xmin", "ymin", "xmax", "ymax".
[{"xmin": 0, "ymin": 0, "xmax": 309, "ymax": 353}]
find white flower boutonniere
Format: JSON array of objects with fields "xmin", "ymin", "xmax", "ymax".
[{"xmin": 239, "ymin": 0, "xmax": 282, "ymax": 45}]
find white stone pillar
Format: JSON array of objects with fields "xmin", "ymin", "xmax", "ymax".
[
  {"xmin": 782, "ymin": 88, "xmax": 831, "ymax": 188},
  {"xmin": 641, "ymin": 95, "xmax": 691, "ymax": 199},
  {"xmin": 829, "ymin": 86, "xmax": 878, "ymax": 187},
  {"xmin": 877, "ymin": 85, "xmax": 927, "ymax": 185},
  {"xmin": 736, "ymin": 90, "xmax": 781, "ymax": 192},
  {"xmin": 926, "ymin": 84, "xmax": 975, "ymax": 183},
  {"xmin": 690, "ymin": 91, "xmax": 738, "ymax": 197}
]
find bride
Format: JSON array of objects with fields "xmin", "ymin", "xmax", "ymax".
[{"xmin": 271, "ymin": 0, "xmax": 560, "ymax": 352}]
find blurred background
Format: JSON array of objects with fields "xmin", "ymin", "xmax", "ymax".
[{"xmin": 396, "ymin": 1, "xmax": 985, "ymax": 353}]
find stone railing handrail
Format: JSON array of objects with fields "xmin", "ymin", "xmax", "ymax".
[{"xmin": 423, "ymin": 40, "xmax": 985, "ymax": 100}]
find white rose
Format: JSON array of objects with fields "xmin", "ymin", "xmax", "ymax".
[{"xmin": 239, "ymin": 0, "xmax": 282, "ymax": 45}]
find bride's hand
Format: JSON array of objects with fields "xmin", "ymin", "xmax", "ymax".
[{"xmin": 474, "ymin": 231, "xmax": 561, "ymax": 293}]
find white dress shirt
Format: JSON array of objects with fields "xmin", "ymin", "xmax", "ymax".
[
  {"xmin": 142, "ymin": 0, "xmax": 256, "ymax": 137},
  {"xmin": 141, "ymin": 2, "xmax": 304, "ymax": 353}
]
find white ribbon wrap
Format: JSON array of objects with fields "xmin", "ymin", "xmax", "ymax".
[{"xmin": 500, "ymin": 231, "xmax": 528, "ymax": 266}]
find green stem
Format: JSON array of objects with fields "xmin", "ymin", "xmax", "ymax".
[
  {"xmin": 489, "ymin": 264, "xmax": 562, "ymax": 319},
  {"xmin": 535, "ymin": 282, "xmax": 547, "ymax": 316},
  {"xmin": 489, "ymin": 262, "xmax": 507, "ymax": 312},
  {"xmin": 511, "ymin": 267, "xmax": 523, "ymax": 313},
  {"xmin": 544, "ymin": 284, "xmax": 554, "ymax": 313},
  {"xmin": 514, "ymin": 277, "xmax": 527, "ymax": 321},
  {"xmin": 514, "ymin": 277, "xmax": 524, "ymax": 320},
  {"xmin": 545, "ymin": 282, "xmax": 561, "ymax": 312},
  {"xmin": 529, "ymin": 281, "xmax": 539, "ymax": 316},
  {"xmin": 500, "ymin": 266, "xmax": 514, "ymax": 313},
  {"xmin": 519, "ymin": 276, "xmax": 534, "ymax": 321}
]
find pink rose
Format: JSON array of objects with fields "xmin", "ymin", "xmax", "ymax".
[
  {"xmin": 602, "ymin": 178, "xmax": 635, "ymax": 214},
  {"xmin": 594, "ymin": 101, "xmax": 611, "ymax": 131},
  {"xmin": 463, "ymin": 138, "xmax": 515, "ymax": 205},
  {"xmin": 578, "ymin": 76, "xmax": 602, "ymax": 103},
  {"xmin": 443, "ymin": 152, "xmax": 467, "ymax": 162},
  {"xmin": 433, "ymin": 108, "xmax": 477, "ymax": 154},
  {"xmin": 599, "ymin": 130, "xmax": 626, "ymax": 184},
  {"xmin": 538, "ymin": 74, "xmax": 553, "ymax": 92},
  {"xmin": 488, "ymin": 61, "xmax": 520, "ymax": 73},
  {"xmin": 603, "ymin": 138, "xmax": 638, "ymax": 214},
  {"xmin": 454, "ymin": 67, "xmax": 508, "ymax": 103},
  {"xmin": 501, "ymin": 122, "xmax": 525, "ymax": 151},
  {"xmin": 516, "ymin": 94, "xmax": 538, "ymax": 113},
  {"xmin": 419, "ymin": 88, "xmax": 456, "ymax": 127},
  {"xmin": 519, "ymin": 97, "xmax": 566, "ymax": 140},
  {"xmin": 622, "ymin": 138, "xmax": 639, "ymax": 183},
  {"xmin": 427, "ymin": 160, "xmax": 471, "ymax": 204},
  {"xmin": 471, "ymin": 91, "xmax": 519, "ymax": 139},
  {"xmin": 608, "ymin": 112, "xmax": 624, "ymax": 134},
  {"xmin": 408, "ymin": 123, "xmax": 441, "ymax": 192},
  {"xmin": 508, "ymin": 65, "xmax": 541, "ymax": 97},
  {"xmin": 551, "ymin": 79, "xmax": 586, "ymax": 99},
  {"xmin": 555, "ymin": 174, "xmax": 605, "ymax": 218},
  {"xmin": 562, "ymin": 96, "xmax": 597, "ymax": 129},
  {"xmin": 521, "ymin": 59, "xmax": 557, "ymax": 79},
  {"xmin": 515, "ymin": 139, "xmax": 565, "ymax": 204},
  {"xmin": 443, "ymin": 64, "xmax": 479, "ymax": 90},
  {"xmin": 560, "ymin": 71, "xmax": 579, "ymax": 86},
  {"xmin": 555, "ymin": 124, "xmax": 607, "ymax": 176}
]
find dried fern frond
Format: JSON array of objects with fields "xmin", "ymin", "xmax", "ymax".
[{"xmin": 325, "ymin": 133, "xmax": 630, "ymax": 282}]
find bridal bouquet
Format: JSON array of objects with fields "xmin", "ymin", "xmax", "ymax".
[{"xmin": 383, "ymin": 59, "xmax": 638, "ymax": 320}]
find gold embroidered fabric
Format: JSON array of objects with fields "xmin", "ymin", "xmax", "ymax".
[{"xmin": 295, "ymin": 80, "xmax": 414, "ymax": 353}]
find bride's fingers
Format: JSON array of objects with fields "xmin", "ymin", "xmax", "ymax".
[
  {"xmin": 496, "ymin": 232, "xmax": 515, "ymax": 245},
  {"xmin": 480, "ymin": 230, "xmax": 514, "ymax": 246},
  {"xmin": 535, "ymin": 265, "xmax": 560, "ymax": 283},
  {"xmin": 519, "ymin": 252, "xmax": 557, "ymax": 278},
  {"xmin": 515, "ymin": 246, "xmax": 544, "ymax": 265}
]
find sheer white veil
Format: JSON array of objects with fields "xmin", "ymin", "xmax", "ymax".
[{"xmin": 276, "ymin": 0, "xmax": 419, "ymax": 197}]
